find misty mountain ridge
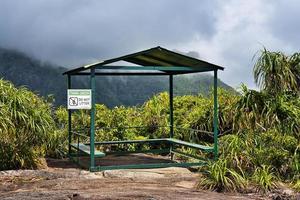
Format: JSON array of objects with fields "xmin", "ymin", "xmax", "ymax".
[{"xmin": 0, "ymin": 47, "xmax": 233, "ymax": 107}]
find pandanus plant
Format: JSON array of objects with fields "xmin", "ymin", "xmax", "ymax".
[
  {"xmin": 254, "ymin": 48, "xmax": 300, "ymax": 95},
  {"xmin": 0, "ymin": 79, "xmax": 55, "ymax": 169}
]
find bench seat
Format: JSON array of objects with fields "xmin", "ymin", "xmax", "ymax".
[
  {"xmin": 71, "ymin": 143, "xmax": 106, "ymax": 157},
  {"xmin": 166, "ymin": 138, "xmax": 213, "ymax": 152}
]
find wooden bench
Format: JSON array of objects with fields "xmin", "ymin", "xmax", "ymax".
[
  {"xmin": 71, "ymin": 143, "xmax": 106, "ymax": 157},
  {"xmin": 165, "ymin": 138, "xmax": 214, "ymax": 152}
]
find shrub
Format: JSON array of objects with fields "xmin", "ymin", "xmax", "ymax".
[
  {"xmin": 252, "ymin": 165, "xmax": 277, "ymax": 193},
  {"xmin": 45, "ymin": 129, "xmax": 68, "ymax": 158},
  {"xmin": 219, "ymin": 134, "xmax": 253, "ymax": 171},
  {"xmin": 0, "ymin": 79, "xmax": 55, "ymax": 170},
  {"xmin": 198, "ymin": 159, "xmax": 247, "ymax": 192}
]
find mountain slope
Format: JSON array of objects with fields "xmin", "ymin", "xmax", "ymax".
[{"xmin": 0, "ymin": 47, "xmax": 234, "ymax": 107}]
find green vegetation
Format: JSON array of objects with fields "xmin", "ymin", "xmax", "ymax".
[
  {"xmin": 0, "ymin": 79, "xmax": 55, "ymax": 170},
  {"xmin": 198, "ymin": 159, "xmax": 247, "ymax": 192},
  {"xmin": 197, "ymin": 49, "xmax": 300, "ymax": 193},
  {"xmin": 0, "ymin": 48, "xmax": 299, "ymax": 195},
  {"xmin": 252, "ymin": 165, "xmax": 277, "ymax": 193}
]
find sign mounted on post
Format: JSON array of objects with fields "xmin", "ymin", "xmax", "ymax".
[{"xmin": 67, "ymin": 89, "xmax": 91, "ymax": 110}]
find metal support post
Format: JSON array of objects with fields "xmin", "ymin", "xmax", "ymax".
[
  {"xmin": 169, "ymin": 75, "xmax": 174, "ymax": 160},
  {"xmin": 213, "ymin": 70, "xmax": 219, "ymax": 160},
  {"xmin": 68, "ymin": 75, "xmax": 72, "ymax": 157},
  {"xmin": 90, "ymin": 68, "xmax": 96, "ymax": 169}
]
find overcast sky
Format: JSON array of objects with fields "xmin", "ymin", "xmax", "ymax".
[{"xmin": 0, "ymin": 0, "xmax": 299, "ymax": 89}]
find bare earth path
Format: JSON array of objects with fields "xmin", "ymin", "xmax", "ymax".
[{"xmin": 0, "ymin": 159, "xmax": 268, "ymax": 200}]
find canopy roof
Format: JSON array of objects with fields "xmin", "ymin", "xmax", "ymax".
[{"xmin": 63, "ymin": 46, "xmax": 224, "ymax": 75}]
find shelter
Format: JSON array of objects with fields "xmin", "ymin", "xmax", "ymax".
[{"xmin": 63, "ymin": 46, "xmax": 224, "ymax": 171}]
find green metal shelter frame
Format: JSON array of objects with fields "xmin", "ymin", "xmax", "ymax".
[{"xmin": 63, "ymin": 46, "xmax": 224, "ymax": 172}]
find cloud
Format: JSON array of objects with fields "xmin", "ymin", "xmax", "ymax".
[
  {"xmin": 0, "ymin": 0, "xmax": 217, "ymax": 65},
  {"xmin": 268, "ymin": 0, "xmax": 300, "ymax": 52},
  {"xmin": 0, "ymin": 0, "xmax": 299, "ymax": 88},
  {"xmin": 174, "ymin": 0, "xmax": 299, "ymax": 89}
]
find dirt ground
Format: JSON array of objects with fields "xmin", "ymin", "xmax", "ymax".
[{"xmin": 0, "ymin": 156, "xmax": 295, "ymax": 200}]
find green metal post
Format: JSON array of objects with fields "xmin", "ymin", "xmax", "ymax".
[
  {"xmin": 90, "ymin": 68, "xmax": 96, "ymax": 170},
  {"xmin": 67, "ymin": 75, "xmax": 72, "ymax": 157},
  {"xmin": 169, "ymin": 75, "xmax": 174, "ymax": 160},
  {"xmin": 213, "ymin": 70, "xmax": 219, "ymax": 160}
]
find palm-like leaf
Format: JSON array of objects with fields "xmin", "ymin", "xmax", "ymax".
[{"xmin": 254, "ymin": 48, "xmax": 298, "ymax": 94}]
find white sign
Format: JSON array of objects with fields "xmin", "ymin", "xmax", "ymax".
[{"xmin": 67, "ymin": 89, "xmax": 91, "ymax": 109}]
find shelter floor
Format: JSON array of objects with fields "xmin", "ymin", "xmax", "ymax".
[{"xmin": 74, "ymin": 153, "xmax": 175, "ymax": 169}]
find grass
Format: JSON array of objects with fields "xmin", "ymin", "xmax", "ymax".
[
  {"xmin": 197, "ymin": 159, "xmax": 247, "ymax": 192},
  {"xmin": 252, "ymin": 165, "xmax": 277, "ymax": 193}
]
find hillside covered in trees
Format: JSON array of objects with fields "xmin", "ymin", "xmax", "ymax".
[{"xmin": 0, "ymin": 47, "xmax": 233, "ymax": 107}]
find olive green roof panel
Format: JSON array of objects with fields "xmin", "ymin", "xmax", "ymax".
[{"xmin": 63, "ymin": 46, "xmax": 224, "ymax": 75}]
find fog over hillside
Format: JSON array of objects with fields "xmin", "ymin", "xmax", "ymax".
[{"xmin": 0, "ymin": 47, "xmax": 233, "ymax": 107}]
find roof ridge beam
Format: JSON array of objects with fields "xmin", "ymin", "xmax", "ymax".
[{"xmin": 94, "ymin": 66, "xmax": 204, "ymax": 72}]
